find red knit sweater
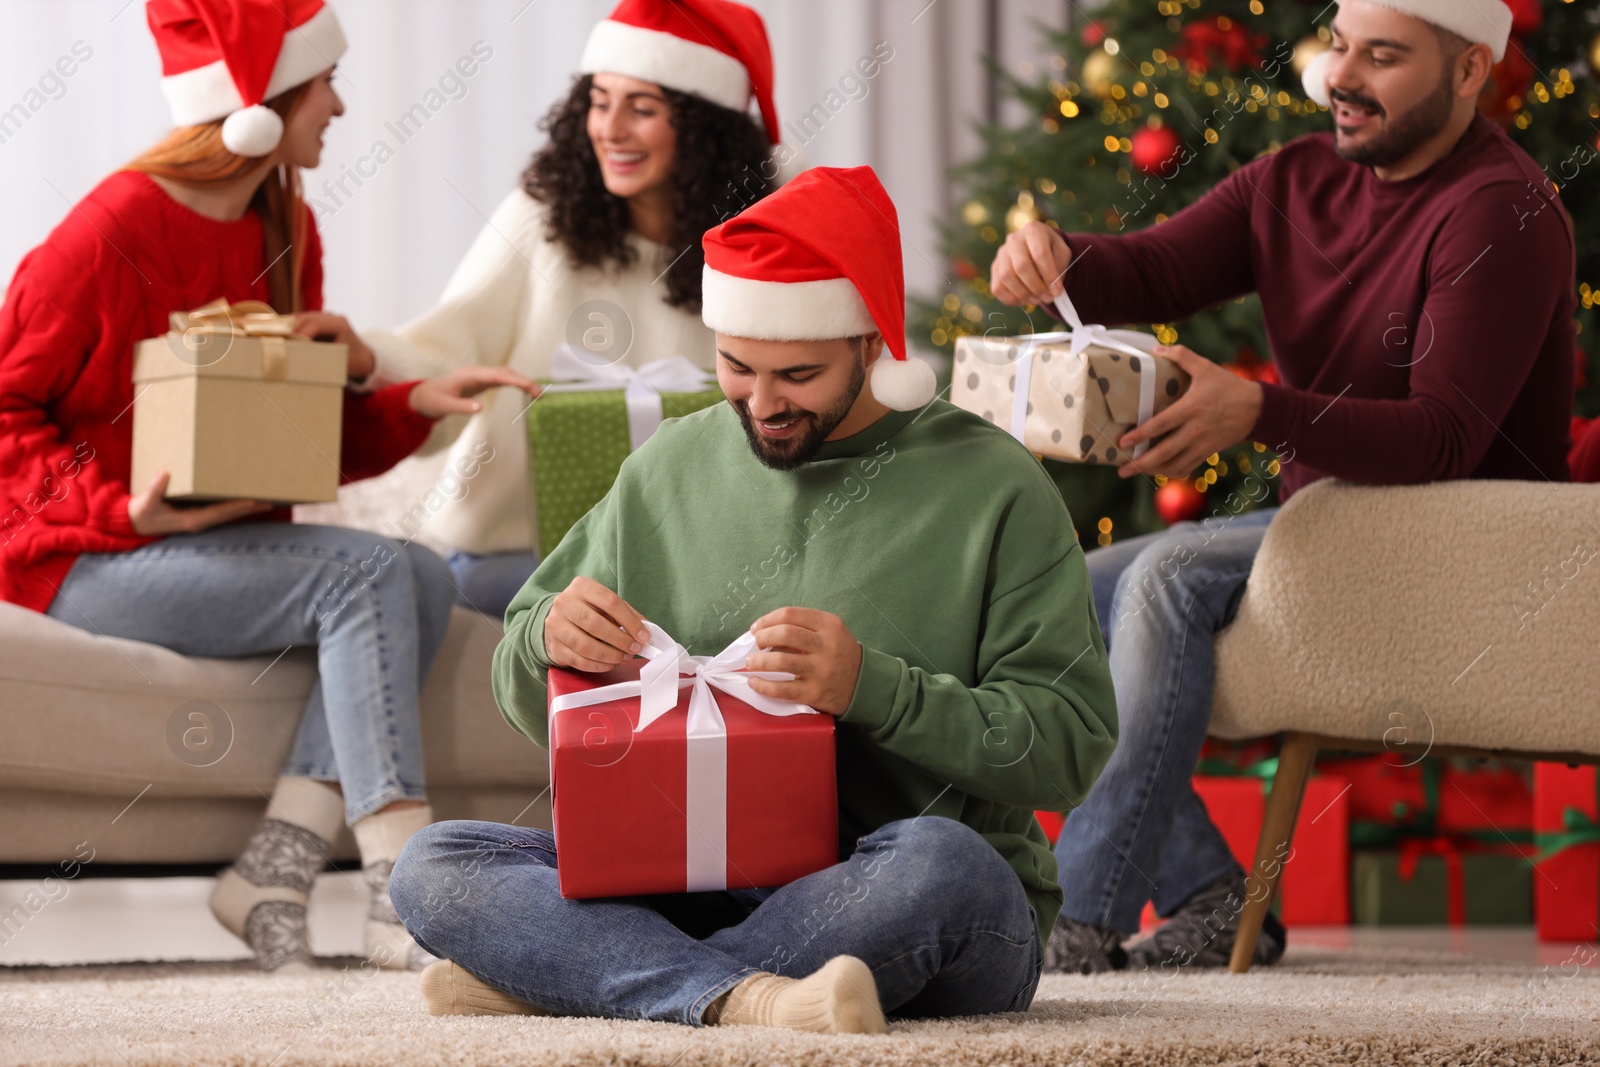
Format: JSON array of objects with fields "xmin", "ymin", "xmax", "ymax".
[
  {"xmin": 0, "ymin": 170, "xmax": 433, "ymax": 613},
  {"xmin": 1060, "ymin": 115, "xmax": 1576, "ymax": 500}
]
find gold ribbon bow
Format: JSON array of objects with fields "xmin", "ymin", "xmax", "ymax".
[{"xmin": 171, "ymin": 299, "xmax": 296, "ymax": 380}]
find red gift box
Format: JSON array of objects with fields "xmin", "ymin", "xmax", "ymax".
[
  {"xmin": 1319, "ymin": 756, "xmax": 1532, "ymax": 843},
  {"xmin": 1140, "ymin": 775, "xmax": 1350, "ymax": 927},
  {"xmin": 1533, "ymin": 763, "xmax": 1600, "ymax": 942},
  {"xmin": 547, "ymin": 649, "xmax": 838, "ymax": 900},
  {"xmin": 1035, "ymin": 810, "xmax": 1064, "ymax": 844}
]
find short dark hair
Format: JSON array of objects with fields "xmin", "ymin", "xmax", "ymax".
[{"xmin": 1433, "ymin": 24, "xmax": 1471, "ymax": 61}]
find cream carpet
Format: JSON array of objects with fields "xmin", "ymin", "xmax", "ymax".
[{"xmin": 5, "ymin": 943, "xmax": 1598, "ymax": 1067}]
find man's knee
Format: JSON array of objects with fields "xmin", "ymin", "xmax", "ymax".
[
  {"xmin": 857, "ymin": 817, "xmax": 1013, "ymax": 902},
  {"xmin": 390, "ymin": 820, "xmax": 492, "ymax": 924}
]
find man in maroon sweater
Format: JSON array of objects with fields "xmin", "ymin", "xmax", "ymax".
[{"xmin": 991, "ymin": 0, "xmax": 1575, "ymax": 972}]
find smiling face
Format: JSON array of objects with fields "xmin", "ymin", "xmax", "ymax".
[
  {"xmin": 276, "ymin": 68, "xmax": 343, "ymax": 169},
  {"xmin": 716, "ymin": 333, "xmax": 886, "ymax": 470},
  {"xmin": 586, "ymin": 72, "xmax": 678, "ymax": 203},
  {"xmin": 1324, "ymin": 2, "xmax": 1477, "ymax": 171}
]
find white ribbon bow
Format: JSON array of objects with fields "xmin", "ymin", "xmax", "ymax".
[
  {"xmin": 548, "ymin": 621, "xmax": 819, "ymax": 891},
  {"xmin": 1007, "ymin": 292, "xmax": 1159, "ymax": 461},
  {"xmin": 544, "ymin": 346, "xmax": 717, "ymax": 452}
]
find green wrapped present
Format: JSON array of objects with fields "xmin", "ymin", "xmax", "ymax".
[
  {"xmin": 1351, "ymin": 843, "xmax": 1532, "ymax": 926},
  {"xmin": 528, "ymin": 349, "xmax": 722, "ymax": 555}
]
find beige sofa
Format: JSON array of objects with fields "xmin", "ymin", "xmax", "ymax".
[{"xmin": 0, "ymin": 456, "xmax": 550, "ymax": 865}]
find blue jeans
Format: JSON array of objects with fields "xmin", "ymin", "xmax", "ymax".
[
  {"xmin": 390, "ymin": 816, "xmax": 1042, "ymax": 1025},
  {"xmin": 446, "ymin": 550, "xmax": 539, "ymax": 619},
  {"xmin": 46, "ymin": 522, "xmax": 457, "ymax": 824},
  {"xmin": 1054, "ymin": 506, "xmax": 1278, "ymax": 933}
]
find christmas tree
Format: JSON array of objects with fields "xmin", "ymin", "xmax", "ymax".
[{"xmin": 915, "ymin": 0, "xmax": 1600, "ymax": 547}]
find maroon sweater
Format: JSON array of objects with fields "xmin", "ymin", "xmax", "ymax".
[{"xmin": 1059, "ymin": 115, "xmax": 1576, "ymax": 500}]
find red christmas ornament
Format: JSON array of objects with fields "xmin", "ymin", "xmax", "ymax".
[
  {"xmin": 1130, "ymin": 125, "xmax": 1183, "ymax": 175},
  {"xmin": 1081, "ymin": 20, "xmax": 1106, "ymax": 47},
  {"xmin": 1480, "ymin": 45, "xmax": 1535, "ymax": 123},
  {"xmin": 953, "ymin": 257, "xmax": 976, "ymax": 281},
  {"xmin": 1171, "ymin": 15, "xmax": 1266, "ymax": 74},
  {"xmin": 1226, "ymin": 346, "xmax": 1281, "ymax": 386},
  {"xmin": 1155, "ymin": 480, "xmax": 1206, "ymax": 524}
]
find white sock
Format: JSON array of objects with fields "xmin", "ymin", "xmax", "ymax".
[
  {"xmin": 354, "ymin": 804, "xmax": 434, "ymax": 971},
  {"xmin": 211, "ymin": 777, "xmax": 343, "ymax": 973}
]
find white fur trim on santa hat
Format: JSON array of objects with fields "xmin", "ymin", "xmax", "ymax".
[
  {"xmin": 702, "ymin": 267, "xmax": 877, "ymax": 342},
  {"xmin": 871, "ymin": 355, "xmax": 937, "ymax": 411},
  {"xmin": 580, "ymin": 19, "xmax": 750, "ymax": 114},
  {"xmin": 1334, "ymin": 0, "xmax": 1512, "ymax": 62},
  {"xmin": 160, "ymin": 3, "xmax": 348, "ymax": 127}
]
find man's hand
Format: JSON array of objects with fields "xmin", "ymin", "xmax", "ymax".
[
  {"xmin": 990, "ymin": 220, "xmax": 1074, "ymax": 307},
  {"xmin": 408, "ymin": 366, "xmax": 540, "ymax": 420},
  {"xmin": 1116, "ymin": 344, "xmax": 1264, "ymax": 479},
  {"xmin": 744, "ymin": 607, "xmax": 863, "ymax": 717},
  {"xmin": 293, "ymin": 311, "xmax": 377, "ymax": 383},
  {"xmin": 543, "ymin": 576, "xmax": 650, "ymax": 673},
  {"xmin": 127, "ymin": 471, "xmax": 273, "ymax": 536}
]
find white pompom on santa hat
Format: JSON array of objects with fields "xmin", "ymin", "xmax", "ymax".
[
  {"xmin": 146, "ymin": 0, "xmax": 348, "ymax": 157},
  {"xmin": 580, "ymin": 0, "xmax": 804, "ymax": 184},
  {"xmin": 701, "ymin": 165, "xmax": 937, "ymax": 412},
  {"xmin": 1301, "ymin": 0, "xmax": 1513, "ymax": 108}
]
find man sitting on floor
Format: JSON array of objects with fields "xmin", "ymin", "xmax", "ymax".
[
  {"xmin": 989, "ymin": 0, "xmax": 1576, "ymax": 972},
  {"xmin": 389, "ymin": 166, "xmax": 1119, "ymax": 1032}
]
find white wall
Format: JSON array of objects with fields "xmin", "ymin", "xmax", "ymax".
[{"xmin": 0, "ymin": 0, "xmax": 1072, "ymax": 355}]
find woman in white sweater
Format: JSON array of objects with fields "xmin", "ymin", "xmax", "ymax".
[{"xmin": 363, "ymin": 0, "xmax": 792, "ymax": 616}]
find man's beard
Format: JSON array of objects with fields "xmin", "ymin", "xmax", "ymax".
[
  {"xmin": 734, "ymin": 356, "xmax": 866, "ymax": 471},
  {"xmin": 1331, "ymin": 69, "xmax": 1455, "ymax": 169}
]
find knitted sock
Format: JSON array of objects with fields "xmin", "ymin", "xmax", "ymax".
[
  {"xmin": 210, "ymin": 776, "xmax": 341, "ymax": 974},
  {"xmin": 353, "ymin": 804, "xmax": 435, "ymax": 971},
  {"xmin": 1042, "ymin": 914, "xmax": 1128, "ymax": 975},
  {"xmin": 705, "ymin": 956, "xmax": 888, "ymax": 1034},
  {"xmin": 1124, "ymin": 871, "xmax": 1287, "ymax": 970},
  {"xmin": 419, "ymin": 960, "xmax": 548, "ymax": 1017}
]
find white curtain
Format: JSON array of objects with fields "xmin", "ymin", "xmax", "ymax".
[{"xmin": 0, "ymin": 0, "xmax": 1072, "ymax": 356}]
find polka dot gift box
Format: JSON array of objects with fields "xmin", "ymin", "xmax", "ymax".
[
  {"xmin": 950, "ymin": 295, "xmax": 1189, "ymax": 467},
  {"xmin": 527, "ymin": 350, "xmax": 724, "ymax": 556}
]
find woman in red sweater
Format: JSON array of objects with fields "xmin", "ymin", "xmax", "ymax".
[{"xmin": 0, "ymin": 0, "xmax": 534, "ymax": 972}]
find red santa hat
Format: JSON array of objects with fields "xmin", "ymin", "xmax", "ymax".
[
  {"xmin": 580, "ymin": 0, "xmax": 803, "ymax": 182},
  {"xmin": 1302, "ymin": 0, "xmax": 1513, "ymax": 107},
  {"xmin": 701, "ymin": 166, "xmax": 937, "ymax": 412},
  {"xmin": 146, "ymin": 0, "xmax": 348, "ymax": 157}
]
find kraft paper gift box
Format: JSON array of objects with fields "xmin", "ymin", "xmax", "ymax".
[
  {"xmin": 131, "ymin": 299, "xmax": 347, "ymax": 504},
  {"xmin": 545, "ymin": 623, "xmax": 837, "ymax": 900},
  {"xmin": 528, "ymin": 346, "xmax": 722, "ymax": 555},
  {"xmin": 951, "ymin": 295, "xmax": 1189, "ymax": 466}
]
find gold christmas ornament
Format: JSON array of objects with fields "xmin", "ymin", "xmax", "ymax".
[
  {"xmin": 1082, "ymin": 48, "xmax": 1118, "ymax": 97},
  {"xmin": 1291, "ymin": 35, "xmax": 1330, "ymax": 77},
  {"xmin": 1588, "ymin": 33, "xmax": 1600, "ymax": 74}
]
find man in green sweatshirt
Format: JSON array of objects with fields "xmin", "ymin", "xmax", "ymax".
[{"xmin": 390, "ymin": 167, "xmax": 1118, "ymax": 1034}]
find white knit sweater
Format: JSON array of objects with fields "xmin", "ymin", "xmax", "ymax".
[{"xmin": 364, "ymin": 189, "xmax": 716, "ymax": 555}]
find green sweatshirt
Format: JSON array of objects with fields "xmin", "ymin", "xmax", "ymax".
[{"xmin": 493, "ymin": 399, "xmax": 1118, "ymax": 945}]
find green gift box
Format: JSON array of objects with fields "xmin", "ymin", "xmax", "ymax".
[
  {"xmin": 528, "ymin": 351, "xmax": 722, "ymax": 555},
  {"xmin": 1351, "ymin": 844, "xmax": 1532, "ymax": 926}
]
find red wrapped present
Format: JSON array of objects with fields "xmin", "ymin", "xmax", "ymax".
[
  {"xmin": 547, "ymin": 622, "xmax": 838, "ymax": 900},
  {"xmin": 1319, "ymin": 756, "xmax": 1532, "ymax": 845},
  {"xmin": 1141, "ymin": 774, "xmax": 1351, "ymax": 928},
  {"xmin": 1035, "ymin": 810, "xmax": 1064, "ymax": 844},
  {"xmin": 1533, "ymin": 763, "xmax": 1600, "ymax": 942}
]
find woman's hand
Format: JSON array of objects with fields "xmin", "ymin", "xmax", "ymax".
[
  {"xmin": 293, "ymin": 310, "xmax": 377, "ymax": 383},
  {"xmin": 407, "ymin": 366, "xmax": 541, "ymax": 420},
  {"xmin": 744, "ymin": 607, "xmax": 864, "ymax": 717},
  {"xmin": 127, "ymin": 472, "xmax": 273, "ymax": 536},
  {"xmin": 990, "ymin": 220, "xmax": 1074, "ymax": 307}
]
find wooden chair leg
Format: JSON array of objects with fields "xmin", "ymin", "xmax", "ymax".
[{"xmin": 1230, "ymin": 731, "xmax": 1318, "ymax": 974}]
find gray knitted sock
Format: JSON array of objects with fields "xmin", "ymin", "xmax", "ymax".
[
  {"xmin": 1124, "ymin": 871, "xmax": 1287, "ymax": 970},
  {"xmin": 211, "ymin": 818, "xmax": 330, "ymax": 972},
  {"xmin": 1043, "ymin": 914, "xmax": 1128, "ymax": 974}
]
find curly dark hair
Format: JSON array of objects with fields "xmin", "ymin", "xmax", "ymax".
[{"xmin": 522, "ymin": 74, "xmax": 775, "ymax": 311}]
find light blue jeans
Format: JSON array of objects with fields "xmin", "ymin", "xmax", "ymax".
[
  {"xmin": 1054, "ymin": 506, "xmax": 1279, "ymax": 933},
  {"xmin": 390, "ymin": 816, "xmax": 1043, "ymax": 1025},
  {"xmin": 446, "ymin": 550, "xmax": 539, "ymax": 620},
  {"xmin": 46, "ymin": 522, "xmax": 457, "ymax": 824}
]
